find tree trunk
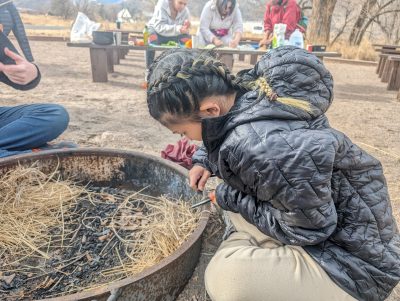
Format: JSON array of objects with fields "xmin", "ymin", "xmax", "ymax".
[
  {"xmin": 307, "ymin": 0, "xmax": 337, "ymax": 44},
  {"xmin": 349, "ymin": 0, "xmax": 378, "ymax": 45}
]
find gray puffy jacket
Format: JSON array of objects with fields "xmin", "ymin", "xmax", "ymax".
[{"xmin": 193, "ymin": 46, "xmax": 400, "ymax": 301}]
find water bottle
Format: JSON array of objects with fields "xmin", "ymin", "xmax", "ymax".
[{"xmin": 289, "ymin": 29, "xmax": 304, "ymax": 48}]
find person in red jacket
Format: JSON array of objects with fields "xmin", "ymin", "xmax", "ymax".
[{"xmin": 259, "ymin": 0, "xmax": 304, "ymax": 47}]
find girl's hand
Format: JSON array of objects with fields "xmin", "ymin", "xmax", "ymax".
[
  {"xmin": 183, "ymin": 19, "xmax": 191, "ymax": 28},
  {"xmin": 229, "ymin": 39, "xmax": 239, "ymax": 48},
  {"xmin": 0, "ymin": 48, "xmax": 38, "ymax": 85},
  {"xmin": 189, "ymin": 165, "xmax": 211, "ymax": 191},
  {"xmin": 212, "ymin": 37, "xmax": 224, "ymax": 47},
  {"xmin": 180, "ymin": 25, "xmax": 189, "ymax": 34}
]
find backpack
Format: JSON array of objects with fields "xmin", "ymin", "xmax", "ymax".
[{"xmin": 297, "ymin": 9, "xmax": 308, "ymax": 32}]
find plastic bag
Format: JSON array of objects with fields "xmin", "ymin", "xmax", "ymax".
[{"xmin": 70, "ymin": 12, "xmax": 101, "ymax": 43}]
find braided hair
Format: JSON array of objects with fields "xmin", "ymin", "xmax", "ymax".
[
  {"xmin": 147, "ymin": 49, "xmax": 245, "ymax": 125},
  {"xmin": 147, "ymin": 48, "xmax": 312, "ymax": 126}
]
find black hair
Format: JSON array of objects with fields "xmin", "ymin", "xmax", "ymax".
[
  {"xmin": 217, "ymin": 0, "xmax": 236, "ymax": 16},
  {"xmin": 147, "ymin": 48, "xmax": 313, "ymax": 126},
  {"xmin": 147, "ymin": 49, "xmax": 244, "ymax": 125}
]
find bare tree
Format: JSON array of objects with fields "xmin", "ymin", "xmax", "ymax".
[
  {"xmin": 348, "ymin": 0, "xmax": 400, "ymax": 45},
  {"xmin": 330, "ymin": 2, "xmax": 354, "ymax": 45},
  {"xmin": 348, "ymin": 0, "xmax": 378, "ymax": 45},
  {"xmin": 374, "ymin": 0, "xmax": 400, "ymax": 43},
  {"xmin": 50, "ymin": 0, "xmax": 75, "ymax": 20},
  {"xmin": 74, "ymin": 0, "xmax": 96, "ymax": 19},
  {"xmin": 307, "ymin": 0, "xmax": 338, "ymax": 44}
]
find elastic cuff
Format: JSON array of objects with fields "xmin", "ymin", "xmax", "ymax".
[{"xmin": 23, "ymin": 64, "xmax": 41, "ymax": 90}]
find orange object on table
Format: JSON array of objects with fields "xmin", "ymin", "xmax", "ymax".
[{"xmin": 185, "ymin": 39, "xmax": 192, "ymax": 48}]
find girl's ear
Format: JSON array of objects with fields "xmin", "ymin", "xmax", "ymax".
[{"xmin": 199, "ymin": 102, "xmax": 221, "ymax": 117}]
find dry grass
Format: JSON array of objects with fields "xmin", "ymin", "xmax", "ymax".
[
  {"xmin": 0, "ymin": 165, "xmax": 202, "ymax": 298},
  {"xmin": 330, "ymin": 39, "xmax": 378, "ymax": 61},
  {"xmin": 102, "ymin": 195, "xmax": 201, "ymax": 278},
  {"xmin": 20, "ymin": 13, "xmax": 73, "ymax": 27},
  {"xmin": 0, "ymin": 164, "xmax": 84, "ymax": 265},
  {"xmin": 20, "ymin": 13, "xmax": 146, "ymax": 37}
]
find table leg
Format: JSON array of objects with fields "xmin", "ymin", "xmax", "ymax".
[
  {"xmin": 379, "ymin": 57, "xmax": 388, "ymax": 78},
  {"xmin": 377, "ymin": 56, "xmax": 384, "ymax": 74},
  {"xmin": 219, "ymin": 54, "xmax": 234, "ymax": 70},
  {"xmin": 90, "ymin": 48, "xmax": 108, "ymax": 83},
  {"xmin": 113, "ymin": 49, "xmax": 120, "ymax": 65},
  {"xmin": 250, "ymin": 54, "xmax": 258, "ymax": 65},
  {"xmin": 118, "ymin": 48, "xmax": 126, "ymax": 60},
  {"xmin": 106, "ymin": 48, "xmax": 114, "ymax": 73},
  {"xmin": 387, "ymin": 61, "xmax": 400, "ymax": 91},
  {"xmin": 238, "ymin": 54, "xmax": 245, "ymax": 61},
  {"xmin": 382, "ymin": 60, "xmax": 393, "ymax": 83}
]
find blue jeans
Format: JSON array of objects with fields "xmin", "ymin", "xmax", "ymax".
[{"xmin": 0, "ymin": 104, "xmax": 69, "ymax": 158}]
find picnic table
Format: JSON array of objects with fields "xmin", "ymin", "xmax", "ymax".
[
  {"xmin": 67, "ymin": 42, "xmax": 341, "ymax": 83},
  {"xmin": 373, "ymin": 44, "xmax": 400, "ymax": 51},
  {"xmin": 372, "ymin": 44, "xmax": 400, "ymax": 93}
]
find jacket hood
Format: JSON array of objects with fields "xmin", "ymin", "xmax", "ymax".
[{"xmin": 202, "ymin": 46, "xmax": 334, "ymax": 152}]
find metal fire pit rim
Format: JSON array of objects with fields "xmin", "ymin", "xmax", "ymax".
[{"xmin": 0, "ymin": 148, "xmax": 211, "ymax": 301}]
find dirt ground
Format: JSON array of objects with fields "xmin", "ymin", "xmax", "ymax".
[{"xmin": 1, "ymin": 41, "xmax": 400, "ymax": 300}]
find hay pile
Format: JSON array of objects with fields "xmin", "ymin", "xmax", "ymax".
[
  {"xmin": 0, "ymin": 165, "xmax": 83, "ymax": 265},
  {"xmin": 0, "ymin": 165, "xmax": 202, "ymax": 299}
]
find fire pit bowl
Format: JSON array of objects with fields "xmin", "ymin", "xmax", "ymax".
[{"xmin": 0, "ymin": 148, "xmax": 209, "ymax": 301}]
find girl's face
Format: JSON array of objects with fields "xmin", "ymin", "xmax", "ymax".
[
  {"xmin": 163, "ymin": 94, "xmax": 236, "ymax": 141},
  {"xmin": 171, "ymin": 0, "xmax": 188, "ymax": 12},
  {"xmin": 167, "ymin": 121, "xmax": 203, "ymax": 141}
]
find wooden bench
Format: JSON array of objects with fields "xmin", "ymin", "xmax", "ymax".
[
  {"xmin": 374, "ymin": 44, "xmax": 400, "ymax": 74},
  {"xmin": 378, "ymin": 51, "xmax": 400, "ymax": 81},
  {"xmin": 387, "ymin": 55, "xmax": 400, "ymax": 91},
  {"xmin": 67, "ymin": 42, "xmax": 341, "ymax": 83}
]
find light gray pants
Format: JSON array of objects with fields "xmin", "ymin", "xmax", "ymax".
[{"xmin": 205, "ymin": 212, "xmax": 357, "ymax": 301}]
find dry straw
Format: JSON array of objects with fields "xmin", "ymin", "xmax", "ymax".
[
  {"xmin": 102, "ymin": 193, "xmax": 201, "ymax": 277},
  {"xmin": 0, "ymin": 163, "xmax": 85, "ymax": 265},
  {"xmin": 0, "ymin": 164, "xmax": 202, "ymax": 298}
]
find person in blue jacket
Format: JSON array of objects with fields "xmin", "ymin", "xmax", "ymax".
[
  {"xmin": 0, "ymin": 0, "xmax": 70, "ymax": 158},
  {"xmin": 146, "ymin": 46, "xmax": 400, "ymax": 301}
]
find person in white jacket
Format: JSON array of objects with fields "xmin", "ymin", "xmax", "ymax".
[
  {"xmin": 198, "ymin": 0, "xmax": 243, "ymax": 48},
  {"xmin": 145, "ymin": 0, "xmax": 191, "ymax": 77}
]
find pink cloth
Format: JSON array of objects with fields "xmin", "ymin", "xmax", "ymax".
[{"xmin": 161, "ymin": 138, "xmax": 199, "ymax": 170}]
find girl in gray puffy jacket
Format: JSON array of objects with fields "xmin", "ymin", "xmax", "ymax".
[{"xmin": 147, "ymin": 46, "xmax": 400, "ymax": 301}]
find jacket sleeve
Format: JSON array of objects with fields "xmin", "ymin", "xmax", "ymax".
[
  {"xmin": 191, "ymin": 145, "xmax": 214, "ymax": 173},
  {"xmin": 216, "ymin": 130, "xmax": 338, "ymax": 246},
  {"xmin": 8, "ymin": 3, "xmax": 33, "ymax": 62},
  {"xmin": 232, "ymin": 8, "xmax": 244, "ymax": 34},
  {"xmin": 263, "ymin": 4, "xmax": 273, "ymax": 32},
  {"xmin": 282, "ymin": 2, "xmax": 301, "ymax": 35},
  {"xmin": 0, "ymin": 64, "xmax": 41, "ymax": 90},
  {"xmin": 199, "ymin": 4, "xmax": 215, "ymax": 44}
]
